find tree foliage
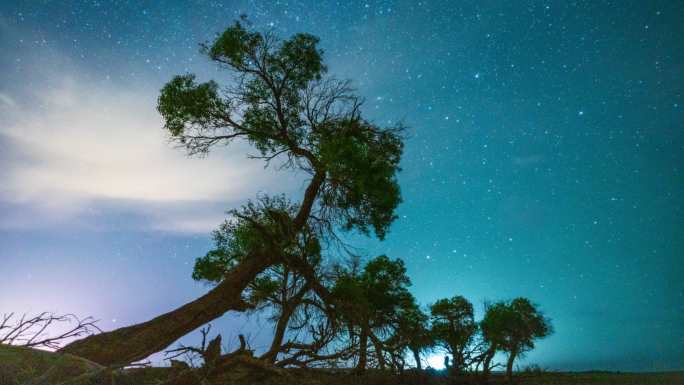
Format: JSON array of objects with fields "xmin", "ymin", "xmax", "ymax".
[
  {"xmin": 429, "ymin": 296, "xmax": 478, "ymax": 373},
  {"xmin": 481, "ymin": 298, "xmax": 553, "ymax": 380},
  {"xmin": 155, "ymin": 20, "xmax": 405, "ymax": 370},
  {"xmin": 191, "ymin": 195, "xmax": 320, "ymax": 285},
  {"xmin": 331, "ymin": 255, "xmax": 414, "ymax": 370},
  {"xmin": 157, "ymin": 21, "xmax": 403, "ymax": 242}
]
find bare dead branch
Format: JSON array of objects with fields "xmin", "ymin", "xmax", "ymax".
[{"xmin": 0, "ymin": 312, "xmax": 101, "ymax": 350}]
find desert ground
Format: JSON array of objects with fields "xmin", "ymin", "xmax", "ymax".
[{"xmin": 2, "ymin": 344, "xmax": 682, "ymax": 385}]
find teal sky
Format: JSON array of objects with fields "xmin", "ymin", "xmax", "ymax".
[{"xmin": 0, "ymin": 1, "xmax": 682, "ymax": 371}]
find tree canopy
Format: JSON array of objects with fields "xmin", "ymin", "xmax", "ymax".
[
  {"xmin": 61, "ymin": 20, "xmax": 403, "ymax": 368},
  {"xmin": 331, "ymin": 255, "xmax": 414, "ymax": 370},
  {"xmin": 158, "ymin": 21, "xmax": 403, "ymax": 242},
  {"xmin": 481, "ymin": 298, "xmax": 553, "ymax": 380},
  {"xmin": 429, "ymin": 295, "xmax": 478, "ymax": 373}
]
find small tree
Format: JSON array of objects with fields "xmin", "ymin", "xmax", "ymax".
[
  {"xmin": 429, "ymin": 296, "xmax": 477, "ymax": 373},
  {"xmin": 332, "ymin": 255, "xmax": 413, "ymax": 371},
  {"xmin": 480, "ymin": 298, "xmax": 552, "ymax": 382}
]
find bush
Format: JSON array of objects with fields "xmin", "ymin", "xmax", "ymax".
[{"xmin": 522, "ymin": 363, "xmax": 546, "ymax": 376}]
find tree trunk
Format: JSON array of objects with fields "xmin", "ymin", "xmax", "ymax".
[
  {"xmin": 356, "ymin": 325, "xmax": 369, "ymax": 371},
  {"xmin": 482, "ymin": 345, "xmax": 496, "ymax": 378},
  {"xmin": 60, "ymin": 173, "xmax": 326, "ymax": 367},
  {"xmin": 370, "ymin": 333, "xmax": 386, "ymax": 370},
  {"xmin": 60, "ymin": 254, "xmax": 274, "ymax": 366},
  {"xmin": 412, "ymin": 348, "xmax": 422, "ymax": 370},
  {"xmin": 452, "ymin": 352, "xmax": 461, "ymax": 374},
  {"xmin": 396, "ymin": 356, "xmax": 405, "ymax": 374},
  {"xmin": 506, "ymin": 349, "xmax": 518, "ymax": 382},
  {"xmin": 260, "ymin": 307, "xmax": 291, "ymax": 363},
  {"xmin": 260, "ymin": 280, "xmax": 310, "ymax": 363}
]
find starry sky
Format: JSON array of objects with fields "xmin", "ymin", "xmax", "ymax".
[{"xmin": 1, "ymin": 0, "xmax": 682, "ymax": 372}]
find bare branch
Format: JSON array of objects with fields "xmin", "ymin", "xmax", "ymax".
[{"xmin": 0, "ymin": 312, "xmax": 101, "ymax": 350}]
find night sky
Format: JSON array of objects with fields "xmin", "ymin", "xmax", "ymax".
[{"xmin": 1, "ymin": 0, "xmax": 682, "ymax": 372}]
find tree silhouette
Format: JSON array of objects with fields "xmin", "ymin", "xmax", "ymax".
[
  {"xmin": 332, "ymin": 255, "xmax": 413, "ymax": 371},
  {"xmin": 480, "ymin": 301, "xmax": 507, "ymax": 377},
  {"xmin": 480, "ymin": 298, "xmax": 552, "ymax": 381},
  {"xmin": 52, "ymin": 22, "xmax": 557, "ymax": 380},
  {"xmin": 190, "ymin": 195, "xmax": 326, "ymax": 365},
  {"xmin": 61, "ymin": 21, "xmax": 403, "ymax": 366},
  {"xmin": 429, "ymin": 295, "xmax": 478, "ymax": 374}
]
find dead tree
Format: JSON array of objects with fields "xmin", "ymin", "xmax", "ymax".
[
  {"xmin": 165, "ymin": 324, "xmax": 255, "ymax": 369},
  {"xmin": 164, "ymin": 325, "xmax": 222, "ymax": 368},
  {"xmin": 0, "ymin": 312, "xmax": 100, "ymax": 350}
]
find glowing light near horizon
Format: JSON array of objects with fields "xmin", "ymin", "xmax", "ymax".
[{"xmin": 425, "ymin": 353, "xmax": 446, "ymax": 369}]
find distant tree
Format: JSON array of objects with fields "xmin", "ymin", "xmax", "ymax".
[
  {"xmin": 480, "ymin": 298, "xmax": 552, "ymax": 382},
  {"xmin": 332, "ymin": 255, "xmax": 413, "ymax": 371},
  {"xmin": 480, "ymin": 301, "xmax": 507, "ymax": 377},
  {"xmin": 429, "ymin": 296, "xmax": 478, "ymax": 373},
  {"xmin": 61, "ymin": 20, "xmax": 403, "ymax": 367}
]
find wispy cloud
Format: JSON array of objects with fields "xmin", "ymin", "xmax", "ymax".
[
  {"xmin": 0, "ymin": 73, "xmax": 295, "ymax": 233},
  {"xmin": 0, "ymin": 92, "xmax": 16, "ymax": 107}
]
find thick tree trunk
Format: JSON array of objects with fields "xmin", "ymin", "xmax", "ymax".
[
  {"xmin": 412, "ymin": 348, "xmax": 422, "ymax": 370},
  {"xmin": 60, "ymin": 173, "xmax": 326, "ymax": 367},
  {"xmin": 506, "ymin": 349, "xmax": 518, "ymax": 382},
  {"xmin": 60, "ymin": 254, "xmax": 274, "ymax": 366},
  {"xmin": 356, "ymin": 325, "xmax": 369, "ymax": 371}
]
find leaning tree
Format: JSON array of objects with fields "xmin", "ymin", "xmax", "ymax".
[
  {"xmin": 480, "ymin": 298, "xmax": 552, "ymax": 381},
  {"xmin": 190, "ymin": 195, "xmax": 326, "ymax": 365},
  {"xmin": 331, "ymin": 255, "xmax": 414, "ymax": 371},
  {"xmin": 61, "ymin": 21, "xmax": 403, "ymax": 366}
]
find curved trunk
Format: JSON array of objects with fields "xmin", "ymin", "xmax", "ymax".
[
  {"xmin": 260, "ymin": 306, "xmax": 291, "ymax": 364},
  {"xmin": 60, "ymin": 173, "xmax": 325, "ymax": 367},
  {"xmin": 260, "ymin": 281, "xmax": 310, "ymax": 363},
  {"xmin": 60, "ymin": 254, "xmax": 273, "ymax": 366},
  {"xmin": 506, "ymin": 349, "xmax": 518, "ymax": 382},
  {"xmin": 412, "ymin": 348, "xmax": 422, "ymax": 370}
]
